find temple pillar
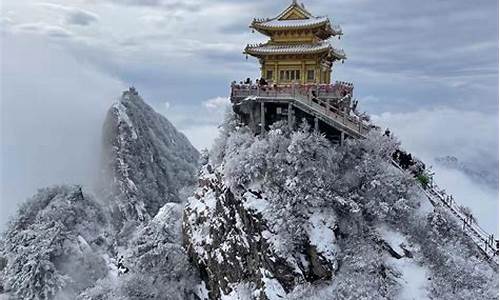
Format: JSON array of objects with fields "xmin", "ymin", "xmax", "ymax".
[
  {"xmin": 340, "ymin": 131, "xmax": 345, "ymax": 146},
  {"xmin": 301, "ymin": 61, "xmax": 306, "ymax": 84},
  {"xmin": 274, "ymin": 63, "xmax": 278, "ymax": 83},
  {"xmin": 314, "ymin": 117, "xmax": 319, "ymax": 132},
  {"xmin": 288, "ymin": 103, "xmax": 293, "ymax": 130},
  {"xmin": 260, "ymin": 102, "xmax": 265, "ymax": 134}
]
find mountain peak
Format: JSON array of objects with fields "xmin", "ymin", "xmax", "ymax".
[{"xmin": 101, "ymin": 88, "xmax": 199, "ymax": 228}]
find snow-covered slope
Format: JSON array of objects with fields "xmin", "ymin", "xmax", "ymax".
[
  {"xmin": 1, "ymin": 88, "xmax": 201, "ymax": 299},
  {"xmin": 184, "ymin": 118, "xmax": 498, "ymax": 300},
  {"xmin": 0, "ymin": 185, "xmax": 110, "ymax": 299},
  {"xmin": 101, "ymin": 88, "xmax": 199, "ymax": 229}
]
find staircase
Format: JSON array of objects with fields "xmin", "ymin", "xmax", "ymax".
[{"xmin": 391, "ymin": 160, "xmax": 499, "ymax": 264}]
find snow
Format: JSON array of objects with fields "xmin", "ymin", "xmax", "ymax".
[
  {"xmin": 242, "ymin": 191, "xmax": 269, "ymax": 214},
  {"xmin": 377, "ymin": 226, "xmax": 407, "ymax": 257},
  {"xmin": 152, "ymin": 202, "xmax": 181, "ymax": 226},
  {"xmin": 259, "ymin": 268, "xmax": 286, "ymax": 300},
  {"xmin": 113, "ymin": 100, "xmax": 138, "ymax": 140},
  {"xmin": 306, "ymin": 210, "xmax": 338, "ymax": 262},
  {"xmin": 220, "ymin": 283, "xmax": 256, "ymax": 300},
  {"xmin": 378, "ymin": 226, "xmax": 430, "ymax": 300},
  {"xmin": 389, "ymin": 257, "xmax": 430, "ymax": 300},
  {"xmin": 102, "ymin": 253, "xmax": 119, "ymax": 280},
  {"xmin": 195, "ymin": 281, "xmax": 210, "ymax": 300}
]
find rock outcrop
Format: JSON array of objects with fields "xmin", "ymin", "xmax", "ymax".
[{"xmin": 101, "ymin": 88, "xmax": 199, "ymax": 229}]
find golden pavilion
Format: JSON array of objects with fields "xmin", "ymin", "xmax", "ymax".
[
  {"xmin": 230, "ymin": 1, "xmax": 369, "ymax": 142},
  {"xmin": 244, "ymin": 0, "xmax": 345, "ymax": 85}
]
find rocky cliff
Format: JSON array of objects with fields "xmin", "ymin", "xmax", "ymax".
[
  {"xmin": 101, "ymin": 88, "xmax": 199, "ymax": 231},
  {"xmin": 183, "ymin": 119, "xmax": 498, "ymax": 299}
]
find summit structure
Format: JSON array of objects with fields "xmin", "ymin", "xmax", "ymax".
[
  {"xmin": 245, "ymin": 0, "xmax": 345, "ymax": 84},
  {"xmin": 231, "ymin": 1, "xmax": 368, "ymax": 144}
]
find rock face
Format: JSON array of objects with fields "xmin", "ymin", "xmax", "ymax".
[
  {"xmin": 183, "ymin": 120, "xmax": 499, "ymax": 300},
  {"xmin": 184, "ymin": 164, "xmax": 342, "ymax": 300},
  {"xmin": 101, "ymin": 88, "xmax": 199, "ymax": 228}
]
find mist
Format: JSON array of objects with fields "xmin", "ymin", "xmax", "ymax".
[
  {"xmin": 372, "ymin": 109, "xmax": 499, "ymax": 234},
  {"xmin": 0, "ymin": 33, "xmax": 125, "ymax": 230}
]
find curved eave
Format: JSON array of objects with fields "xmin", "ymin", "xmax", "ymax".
[
  {"xmin": 244, "ymin": 45, "xmax": 332, "ymax": 57},
  {"xmin": 250, "ymin": 21, "xmax": 343, "ymax": 39},
  {"xmin": 250, "ymin": 19, "xmax": 329, "ymax": 31},
  {"xmin": 329, "ymin": 48, "xmax": 347, "ymax": 60}
]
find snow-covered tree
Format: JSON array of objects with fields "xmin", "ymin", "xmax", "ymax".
[{"xmin": 0, "ymin": 185, "xmax": 109, "ymax": 300}]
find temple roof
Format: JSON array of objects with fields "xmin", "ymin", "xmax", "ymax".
[
  {"xmin": 254, "ymin": 16, "xmax": 327, "ymax": 29},
  {"xmin": 250, "ymin": 2, "xmax": 342, "ymax": 37},
  {"xmin": 244, "ymin": 42, "xmax": 346, "ymax": 59}
]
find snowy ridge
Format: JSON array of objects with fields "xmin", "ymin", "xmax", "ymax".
[{"xmin": 101, "ymin": 88, "xmax": 199, "ymax": 226}]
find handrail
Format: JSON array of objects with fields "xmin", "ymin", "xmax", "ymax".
[
  {"xmin": 230, "ymin": 83, "xmax": 368, "ymax": 136},
  {"xmin": 391, "ymin": 160, "xmax": 498, "ymax": 263}
]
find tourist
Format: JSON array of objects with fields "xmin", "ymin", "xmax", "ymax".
[{"xmin": 352, "ymin": 99, "xmax": 358, "ymax": 111}]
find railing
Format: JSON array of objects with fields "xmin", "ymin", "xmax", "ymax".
[
  {"xmin": 427, "ymin": 184, "xmax": 498, "ymax": 260},
  {"xmin": 230, "ymin": 82, "xmax": 368, "ymax": 136},
  {"xmin": 230, "ymin": 82, "xmax": 354, "ymax": 102},
  {"xmin": 391, "ymin": 160, "xmax": 499, "ymax": 263}
]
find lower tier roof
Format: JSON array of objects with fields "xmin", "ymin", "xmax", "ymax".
[{"xmin": 244, "ymin": 42, "xmax": 346, "ymax": 59}]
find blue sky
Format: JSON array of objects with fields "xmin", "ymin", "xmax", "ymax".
[{"xmin": 1, "ymin": 0, "xmax": 498, "ymax": 232}]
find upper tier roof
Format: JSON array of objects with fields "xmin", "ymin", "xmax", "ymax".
[
  {"xmin": 244, "ymin": 42, "xmax": 346, "ymax": 60},
  {"xmin": 250, "ymin": 2, "xmax": 342, "ymax": 37}
]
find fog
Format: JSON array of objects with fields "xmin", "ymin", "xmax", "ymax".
[
  {"xmin": 372, "ymin": 109, "xmax": 499, "ymax": 234},
  {"xmin": 1, "ymin": 34, "xmax": 125, "ymax": 229}
]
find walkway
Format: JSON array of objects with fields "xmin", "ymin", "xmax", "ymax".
[{"xmin": 391, "ymin": 160, "xmax": 498, "ymax": 264}]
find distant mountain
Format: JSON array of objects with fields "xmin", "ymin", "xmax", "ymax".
[
  {"xmin": 100, "ymin": 88, "xmax": 199, "ymax": 231},
  {"xmin": 435, "ymin": 155, "xmax": 498, "ymax": 189},
  {"xmin": 0, "ymin": 88, "xmax": 201, "ymax": 300}
]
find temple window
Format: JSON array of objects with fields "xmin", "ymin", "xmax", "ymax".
[
  {"xmin": 307, "ymin": 70, "xmax": 315, "ymax": 81},
  {"xmin": 266, "ymin": 70, "xmax": 273, "ymax": 80}
]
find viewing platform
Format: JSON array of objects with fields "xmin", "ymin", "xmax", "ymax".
[{"xmin": 230, "ymin": 82, "xmax": 370, "ymax": 142}]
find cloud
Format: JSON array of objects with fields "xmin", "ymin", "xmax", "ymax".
[
  {"xmin": 39, "ymin": 3, "xmax": 99, "ymax": 26},
  {"xmin": 101, "ymin": 0, "xmax": 201, "ymax": 12},
  {"xmin": 371, "ymin": 108, "xmax": 498, "ymax": 234},
  {"xmin": 15, "ymin": 22, "xmax": 73, "ymax": 38},
  {"xmin": 203, "ymin": 96, "xmax": 229, "ymax": 109},
  {"xmin": 0, "ymin": 34, "xmax": 125, "ymax": 230}
]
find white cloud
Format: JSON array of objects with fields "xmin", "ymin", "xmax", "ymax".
[
  {"xmin": 1, "ymin": 34, "xmax": 125, "ymax": 229},
  {"xmin": 180, "ymin": 124, "xmax": 220, "ymax": 151},
  {"xmin": 203, "ymin": 96, "xmax": 229, "ymax": 110},
  {"xmin": 371, "ymin": 108, "xmax": 498, "ymax": 234},
  {"xmin": 15, "ymin": 22, "xmax": 73, "ymax": 38},
  {"xmin": 38, "ymin": 3, "xmax": 99, "ymax": 26}
]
